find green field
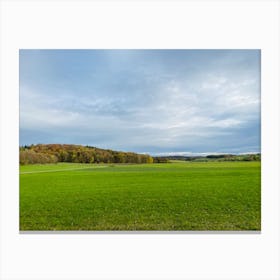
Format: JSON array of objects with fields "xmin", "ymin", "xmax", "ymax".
[{"xmin": 20, "ymin": 161, "xmax": 261, "ymax": 231}]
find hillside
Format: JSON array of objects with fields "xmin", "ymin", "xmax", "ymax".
[
  {"xmin": 153, "ymin": 153, "xmax": 261, "ymax": 162},
  {"xmin": 19, "ymin": 144, "xmax": 153, "ymax": 165}
]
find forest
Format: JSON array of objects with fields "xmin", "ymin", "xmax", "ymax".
[
  {"xmin": 19, "ymin": 144, "xmax": 154, "ymax": 165},
  {"xmin": 19, "ymin": 144, "xmax": 261, "ymax": 165},
  {"xmin": 157, "ymin": 154, "xmax": 261, "ymax": 162}
]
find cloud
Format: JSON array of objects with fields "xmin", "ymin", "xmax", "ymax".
[{"xmin": 20, "ymin": 50, "xmax": 260, "ymax": 154}]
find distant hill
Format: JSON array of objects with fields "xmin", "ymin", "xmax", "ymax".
[
  {"xmin": 19, "ymin": 144, "xmax": 261, "ymax": 165},
  {"xmin": 19, "ymin": 144, "xmax": 153, "ymax": 165},
  {"xmin": 153, "ymin": 153, "xmax": 261, "ymax": 162}
]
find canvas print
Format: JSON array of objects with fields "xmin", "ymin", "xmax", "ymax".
[{"xmin": 19, "ymin": 49, "xmax": 261, "ymax": 231}]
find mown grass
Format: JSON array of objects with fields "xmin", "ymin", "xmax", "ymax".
[{"xmin": 20, "ymin": 161, "xmax": 261, "ymax": 231}]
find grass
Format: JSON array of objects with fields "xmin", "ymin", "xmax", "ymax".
[{"xmin": 20, "ymin": 161, "xmax": 261, "ymax": 231}]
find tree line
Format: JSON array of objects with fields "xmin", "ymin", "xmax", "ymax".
[
  {"xmin": 157, "ymin": 154, "xmax": 261, "ymax": 162},
  {"xmin": 19, "ymin": 144, "xmax": 154, "ymax": 165}
]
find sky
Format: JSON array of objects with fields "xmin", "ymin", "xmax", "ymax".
[{"xmin": 19, "ymin": 49, "xmax": 260, "ymax": 155}]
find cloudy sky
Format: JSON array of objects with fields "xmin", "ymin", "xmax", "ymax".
[{"xmin": 20, "ymin": 49, "xmax": 260, "ymax": 155}]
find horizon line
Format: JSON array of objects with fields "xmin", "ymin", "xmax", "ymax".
[
  {"xmin": 19, "ymin": 143, "xmax": 260, "ymax": 157},
  {"xmin": 150, "ymin": 151, "xmax": 261, "ymax": 157}
]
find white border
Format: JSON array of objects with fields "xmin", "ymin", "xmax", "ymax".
[{"xmin": 1, "ymin": 1, "xmax": 280, "ymax": 279}]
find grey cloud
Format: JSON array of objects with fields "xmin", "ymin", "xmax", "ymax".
[{"xmin": 20, "ymin": 50, "xmax": 260, "ymax": 154}]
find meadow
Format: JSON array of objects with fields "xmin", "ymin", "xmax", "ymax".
[{"xmin": 20, "ymin": 161, "xmax": 261, "ymax": 231}]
